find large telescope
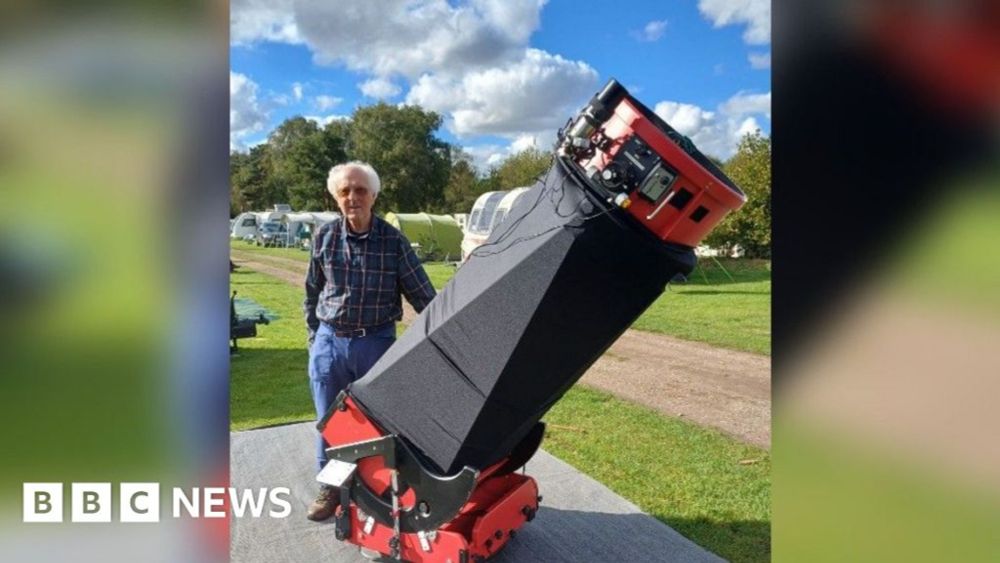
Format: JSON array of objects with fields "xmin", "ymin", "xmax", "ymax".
[{"xmin": 317, "ymin": 79, "xmax": 746, "ymax": 562}]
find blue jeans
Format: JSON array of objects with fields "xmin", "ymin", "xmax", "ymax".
[{"xmin": 309, "ymin": 322, "xmax": 395, "ymax": 470}]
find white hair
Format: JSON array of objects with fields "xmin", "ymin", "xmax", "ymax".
[{"xmin": 327, "ymin": 161, "xmax": 381, "ymax": 198}]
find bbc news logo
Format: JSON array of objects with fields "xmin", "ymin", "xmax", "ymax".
[{"xmin": 23, "ymin": 483, "xmax": 292, "ymax": 523}]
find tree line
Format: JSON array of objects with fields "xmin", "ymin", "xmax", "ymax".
[
  {"xmin": 704, "ymin": 131, "xmax": 771, "ymax": 259},
  {"xmin": 230, "ymin": 103, "xmax": 551, "ymax": 218},
  {"xmin": 230, "ymin": 103, "xmax": 770, "ymax": 258}
]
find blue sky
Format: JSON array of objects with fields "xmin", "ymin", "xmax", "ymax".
[{"xmin": 230, "ymin": 0, "xmax": 770, "ymax": 169}]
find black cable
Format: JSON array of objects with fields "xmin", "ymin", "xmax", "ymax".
[
  {"xmin": 469, "ymin": 158, "xmax": 619, "ymax": 258},
  {"xmin": 467, "ymin": 166, "xmax": 561, "ymax": 257}
]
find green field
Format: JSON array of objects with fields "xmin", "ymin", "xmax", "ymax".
[
  {"xmin": 230, "ymin": 269, "xmax": 313, "ymax": 430},
  {"xmin": 634, "ymin": 259, "xmax": 771, "ymax": 355},
  {"xmin": 232, "ymin": 239, "xmax": 771, "ymax": 355},
  {"xmin": 231, "ymin": 239, "xmax": 312, "ymax": 261},
  {"xmin": 230, "ymin": 267, "xmax": 770, "ymax": 561},
  {"xmin": 547, "ymin": 388, "xmax": 770, "ymax": 562}
]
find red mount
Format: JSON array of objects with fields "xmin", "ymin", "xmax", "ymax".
[{"xmin": 320, "ymin": 396, "xmax": 540, "ymax": 562}]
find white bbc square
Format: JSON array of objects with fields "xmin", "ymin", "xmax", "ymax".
[
  {"xmin": 71, "ymin": 483, "xmax": 112, "ymax": 523},
  {"xmin": 120, "ymin": 483, "xmax": 160, "ymax": 523},
  {"xmin": 23, "ymin": 483, "xmax": 63, "ymax": 523}
]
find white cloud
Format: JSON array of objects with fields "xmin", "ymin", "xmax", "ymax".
[
  {"xmin": 735, "ymin": 116, "xmax": 761, "ymax": 139},
  {"xmin": 359, "ymin": 77, "xmax": 402, "ymax": 99},
  {"xmin": 230, "ymin": 1, "xmax": 598, "ymax": 148},
  {"xmin": 654, "ymin": 102, "xmax": 715, "ymax": 136},
  {"xmin": 270, "ymin": 82, "xmax": 305, "ymax": 106},
  {"xmin": 463, "ymin": 131, "xmax": 555, "ymax": 175},
  {"xmin": 698, "ymin": 0, "xmax": 770, "ymax": 45},
  {"xmin": 653, "ymin": 90, "xmax": 770, "ymax": 159},
  {"xmin": 230, "ymin": 71, "xmax": 269, "ymax": 151},
  {"xmin": 315, "ymin": 94, "xmax": 343, "ymax": 111},
  {"xmin": 748, "ymin": 51, "xmax": 770, "ymax": 69},
  {"xmin": 463, "ymin": 143, "xmax": 506, "ymax": 173},
  {"xmin": 231, "ymin": 0, "xmax": 303, "ymax": 45},
  {"xmin": 290, "ymin": 0, "xmax": 545, "ymax": 78},
  {"xmin": 406, "ymin": 48, "xmax": 597, "ymax": 137},
  {"xmin": 632, "ymin": 20, "xmax": 667, "ymax": 42},
  {"xmin": 305, "ymin": 114, "xmax": 350, "ymax": 127},
  {"xmin": 719, "ymin": 91, "xmax": 771, "ymax": 119},
  {"xmin": 510, "ymin": 133, "xmax": 541, "ymax": 153}
]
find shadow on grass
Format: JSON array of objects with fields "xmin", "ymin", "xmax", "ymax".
[
  {"xmin": 676, "ymin": 259, "xmax": 771, "ymax": 287},
  {"xmin": 508, "ymin": 508, "xmax": 769, "ymax": 563},
  {"xmin": 676, "ymin": 289, "xmax": 771, "ymax": 295}
]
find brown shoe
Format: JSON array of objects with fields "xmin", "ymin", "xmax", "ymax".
[{"xmin": 306, "ymin": 486, "xmax": 340, "ymax": 521}]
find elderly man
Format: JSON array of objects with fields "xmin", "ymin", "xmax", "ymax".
[{"xmin": 303, "ymin": 161, "xmax": 436, "ymax": 521}]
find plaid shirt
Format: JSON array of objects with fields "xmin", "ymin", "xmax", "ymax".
[{"xmin": 304, "ymin": 216, "xmax": 436, "ymax": 343}]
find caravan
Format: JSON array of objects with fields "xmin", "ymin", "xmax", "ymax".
[
  {"xmin": 231, "ymin": 205, "xmax": 293, "ymax": 240},
  {"xmin": 461, "ymin": 191, "xmax": 505, "ymax": 261},
  {"xmin": 460, "ymin": 188, "xmax": 531, "ymax": 261},
  {"xmin": 231, "ymin": 212, "xmax": 260, "ymax": 240},
  {"xmin": 282, "ymin": 211, "xmax": 341, "ymax": 249},
  {"xmin": 489, "ymin": 187, "xmax": 531, "ymax": 234}
]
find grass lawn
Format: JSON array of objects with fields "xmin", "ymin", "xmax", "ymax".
[
  {"xmin": 233, "ymin": 239, "xmax": 771, "ymax": 355},
  {"xmin": 633, "ymin": 259, "xmax": 771, "ymax": 355},
  {"xmin": 230, "ymin": 268, "xmax": 770, "ymax": 562},
  {"xmin": 230, "ymin": 269, "xmax": 313, "ymax": 430},
  {"xmin": 230, "ymin": 239, "xmax": 458, "ymax": 289},
  {"xmin": 546, "ymin": 388, "xmax": 770, "ymax": 562},
  {"xmin": 231, "ymin": 239, "xmax": 312, "ymax": 261}
]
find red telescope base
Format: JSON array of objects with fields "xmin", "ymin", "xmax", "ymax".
[{"xmin": 318, "ymin": 394, "xmax": 542, "ymax": 562}]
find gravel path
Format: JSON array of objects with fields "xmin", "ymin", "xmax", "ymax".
[{"xmin": 232, "ymin": 249, "xmax": 772, "ymax": 448}]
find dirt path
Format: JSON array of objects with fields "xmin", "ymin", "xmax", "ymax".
[
  {"xmin": 232, "ymin": 250, "xmax": 310, "ymax": 286},
  {"xmin": 232, "ymin": 250, "xmax": 772, "ymax": 449}
]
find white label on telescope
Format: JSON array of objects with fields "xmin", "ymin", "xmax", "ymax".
[
  {"xmin": 316, "ymin": 459, "xmax": 357, "ymax": 488},
  {"xmin": 624, "ymin": 151, "xmax": 646, "ymax": 171}
]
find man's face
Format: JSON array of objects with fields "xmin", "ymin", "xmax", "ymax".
[{"xmin": 334, "ymin": 167, "xmax": 376, "ymax": 227}]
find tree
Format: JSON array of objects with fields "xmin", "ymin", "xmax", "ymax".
[
  {"xmin": 266, "ymin": 117, "xmax": 335, "ymax": 210},
  {"xmin": 488, "ymin": 148, "xmax": 551, "ymax": 190},
  {"xmin": 704, "ymin": 132, "xmax": 771, "ymax": 258},
  {"xmin": 229, "ymin": 151, "xmax": 250, "ymax": 216},
  {"xmin": 323, "ymin": 119, "xmax": 353, "ymax": 157},
  {"xmin": 349, "ymin": 103, "xmax": 451, "ymax": 213},
  {"xmin": 316, "ymin": 120, "xmax": 352, "ymax": 210},
  {"xmin": 230, "ymin": 144, "xmax": 283, "ymax": 212},
  {"xmin": 442, "ymin": 152, "xmax": 486, "ymax": 214}
]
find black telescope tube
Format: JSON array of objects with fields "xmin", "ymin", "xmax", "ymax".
[{"xmin": 349, "ymin": 158, "xmax": 695, "ymax": 474}]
